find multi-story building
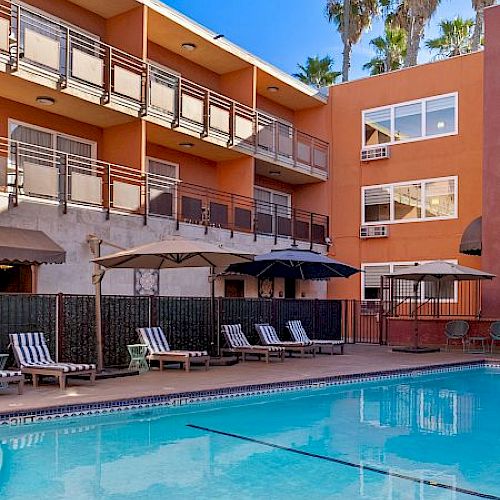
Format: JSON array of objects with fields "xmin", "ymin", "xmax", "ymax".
[
  {"xmin": 327, "ymin": 52, "xmax": 484, "ymax": 304},
  {"xmin": 0, "ymin": 0, "xmax": 331, "ymax": 298},
  {"xmin": 1, "ymin": 0, "xmax": 498, "ymax": 311}
]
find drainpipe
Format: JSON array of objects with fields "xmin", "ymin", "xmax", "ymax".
[{"xmin": 88, "ymin": 235, "xmax": 104, "ymax": 372}]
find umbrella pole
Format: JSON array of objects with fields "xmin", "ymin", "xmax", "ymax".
[
  {"xmin": 413, "ymin": 281, "xmax": 419, "ymax": 350},
  {"xmin": 210, "ymin": 266, "xmax": 218, "ymax": 357}
]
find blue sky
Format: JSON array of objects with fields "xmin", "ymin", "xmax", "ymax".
[{"xmin": 163, "ymin": 0, "xmax": 476, "ymax": 81}]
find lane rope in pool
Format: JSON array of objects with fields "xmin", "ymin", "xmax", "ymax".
[{"xmin": 187, "ymin": 424, "xmax": 500, "ymax": 500}]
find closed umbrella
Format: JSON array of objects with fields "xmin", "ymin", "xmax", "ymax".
[
  {"xmin": 386, "ymin": 261, "xmax": 495, "ymax": 353},
  {"xmin": 226, "ymin": 248, "xmax": 359, "ymax": 280},
  {"xmin": 92, "ymin": 237, "xmax": 254, "ymax": 370}
]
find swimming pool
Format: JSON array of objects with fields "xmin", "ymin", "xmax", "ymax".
[{"xmin": 0, "ymin": 366, "xmax": 499, "ymax": 499}]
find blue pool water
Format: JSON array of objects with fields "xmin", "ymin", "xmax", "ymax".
[{"xmin": 0, "ymin": 367, "xmax": 499, "ymax": 499}]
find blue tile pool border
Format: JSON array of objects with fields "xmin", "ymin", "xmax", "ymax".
[{"xmin": 1, "ymin": 359, "xmax": 499, "ymax": 426}]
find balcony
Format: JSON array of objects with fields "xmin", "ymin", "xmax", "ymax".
[
  {"xmin": 0, "ymin": 137, "xmax": 330, "ymax": 247},
  {"xmin": 0, "ymin": 1, "xmax": 329, "ymax": 181}
]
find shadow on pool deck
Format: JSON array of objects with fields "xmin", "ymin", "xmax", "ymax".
[{"xmin": 0, "ymin": 344, "xmax": 498, "ymax": 415}]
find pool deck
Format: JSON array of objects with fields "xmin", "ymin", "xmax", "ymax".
[{"xmin": 0, "ymin": 344, "xmax": 499, "ymax": 416}]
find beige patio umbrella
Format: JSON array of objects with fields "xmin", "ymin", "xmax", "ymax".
[
  {"xmin": 91, "ymin": 237, "xmax": 254, "ymax": 371},
  {"xmin": 386, "ymin": 261, "xmax": 495, "ymax": 353}
]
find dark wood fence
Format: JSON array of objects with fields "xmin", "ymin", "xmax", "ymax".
[{"xmin": 0, "ymin": 294, "xmax": 351, "ymax": 368}]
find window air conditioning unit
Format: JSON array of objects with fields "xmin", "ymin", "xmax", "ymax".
[
  {"xmin": 360, "ymin": 225, "xmax": 389, "ymax": 238},
  {"xmin": 361, "ymin": 145, "xmax": 390, "ymax": 162}
]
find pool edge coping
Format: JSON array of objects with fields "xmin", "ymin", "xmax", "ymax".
[{"xmin": 1, "ymin": 359, "xmax": 499, "ymax": 426}]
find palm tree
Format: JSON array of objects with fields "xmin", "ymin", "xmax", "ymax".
[
  {"xmin": 471, "ymin": 0, "xmax": 496, "ymax": 50},
  {"xmin": 293, "ymin": 56, "xmax": 342, "ymax": 88},
  {"xmin": 363, "ymin": 25, "xmax": 407, "ymax": 75},
  {"xmin": 325, "ymin": 0, "xmax": 380, "ymax": 82},
  {"xmin": 384, "ymin": 0, "xmax": 441, "ymax": 67},
  {"xmin": 426, "ymin": 17, "xmax": 474, "ymax": 58}
]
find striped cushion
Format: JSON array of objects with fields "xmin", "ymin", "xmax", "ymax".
[
  {"xmin": 166, "ymin": 350, "xmax": 208, "ymax": 357},
  {"xmin": 10, "ymin": 333, "xmax": 95, "ymax": 372},
  {"xmin": 221, "ymin": 324, "xmax": 251, "ymax": 348},
  {"xmin": 255, "ymin": 324, "xmax": 281, "ymax": 345},
  {"xmin": 137, "ymin": 327, "xmax": 171, "ymax": 353},
  {"xmin": 137, "ymin": 327, "xmax": 207, "ymax": 357},
  {"xmin": 286, "ymin": 320, "xmax": 310, "ymax": 343},
  {"xmin": 0, "ymin": 370, "xmax": 22, "ymax": 378}
]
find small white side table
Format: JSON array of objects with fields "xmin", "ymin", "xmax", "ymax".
[{"xmin": 127, "ymin": 344, "xmax": 149, "ymax": 373}]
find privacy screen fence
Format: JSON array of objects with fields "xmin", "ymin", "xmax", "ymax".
[{"xmin": 0, "ymin": 294, "xmax": 348, "ymax": 368}]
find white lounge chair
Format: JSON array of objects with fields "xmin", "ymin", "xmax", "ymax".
[
  {"xmin": 221, "ymin": 324, "xmax": 284, "ymax": 363},
  {"xmin": 9, "ymin": 333, "xmax": 95, "ymax": 390},
  {"xmin": 286, "ymin": 320, "xmax": 345, "ymax": 355},
  {"xmin": 255, "ymin": 323, "xmax": 316, "ymax": 358},
  {"xmin": 0, "ymin": 370, "xmax": 24, "ymax": 394},
  {"xmin": 137, "ymin": 327, "xmax": 209, "ymax": 372}
]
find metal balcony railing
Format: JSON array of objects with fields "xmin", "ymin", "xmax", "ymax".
[
  {"xmin": 0, "ymin": 1, "xmax": 329, "ymax": 177},
  {"xmin": 0, "ymin": 137, "xmax": 330, "ymax": 246}
]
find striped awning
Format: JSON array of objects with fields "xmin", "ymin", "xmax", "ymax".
[
  {"xmin": 459, "ymin": 217, "xmax": 482, "ymax": 256},
  {"xmin": 0, "ymin": 226, "xmax": 65, "ymax": 264}
]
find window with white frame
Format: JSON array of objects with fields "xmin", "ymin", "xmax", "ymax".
[
  {"xmin": 362, "ymin": 177, "xmax": 457, "ymax": 225},
  {"xmin": 362, "ymin": 261, "xmax": 457, "ymax": 301},
  {"xmin": 147, "ymin": 157, "xmax": 178, "ymax": 218},
  {"xmin": 254, "ymin": 186, "xmax": 291, "ymax": 235},
  {"xmin": 363, "ymin": 93, "xmax": 458, "ymax": 147}
]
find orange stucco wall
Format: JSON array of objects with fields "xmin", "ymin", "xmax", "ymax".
[
  {"xmin": 102, "ymin": 121, "xmax": 144, "ymax": 170},
  {"xmin": 328, "ymin": 52, "xmax": 484, "ymax": 299},
  {"xmin": 146, "ymin": 143, "xmax": 219, "ymax": 188},
  {"xmin": 256, "ymin": 95, "xmax": 295, "ymax": 123},
  {"xmin": 220, "ymin": 67, "xmax": 256, "ymax": 108},
  {"xmin": 105, "ymin": 6, "xmax": 147, "ymax": 58},
  {"xmin": 216, "ymin": 157, "xmax": 255, "ymax": 199}
]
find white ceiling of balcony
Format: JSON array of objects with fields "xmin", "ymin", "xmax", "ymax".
[{"xmin": 255, "ymin": 159, "xmax": 326, "ymax": 185}]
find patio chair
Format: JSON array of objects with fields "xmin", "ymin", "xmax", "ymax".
[
  {"xmin": 489, "ymin": 321, "xmax": 500, "ymax": 353},
  {"xmin": 255, "ymin": 323, "xmax": 316, "ymax": 358},
  {"xmin": 9, "ymin": 333, "xmax": 96, "ymax": 390},
  {"xmin": 0, "ymin": 370, "xmax": 24, "ymax": 395},
  {"xmin": 444, "ymin": 321, "xmax": 470, "ymax": 352},
  {"xmin": 221, "ymin": 324, "xmax": 285, "ymax": 363},
  {"xmin": 137, "ymin": 327, "xmax": 209, "ymax": 372},
  {"xmin": 286, "ymin": 320, "xmax": 345, "ymax": 355}
]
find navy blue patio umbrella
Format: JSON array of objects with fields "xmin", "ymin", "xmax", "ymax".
[{"xmin": 226, "ymin": 248, "xmax": 359, "ymax": 280}]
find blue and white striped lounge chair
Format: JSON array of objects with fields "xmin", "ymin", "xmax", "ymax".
[
  {"xmin": 255, "ymin": 324, "xmax": 316, "ymax": 358},
  {"xmin": 221, "ymin": 324, "xmax": 284, "ymax": 363},
  {"xmin": 137, "ymin": 327, "xmax": 209, "ymax": 372},
  {"xmin": 9, "ymin": 333, "xmax": 96, "ymax": 390},
  {"xmin": 286, "ymin": 320, "xmax": 345, "ymax": 355},
  {"xmin": 0, "ymin": 370, "xmax": 24, "ymax": 395}
]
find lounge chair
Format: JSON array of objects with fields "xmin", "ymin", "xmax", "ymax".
[
  {"xmin": 444, "ymin": 320, "xmax": 470, "ymax": 351},
  {"xmin": 137, "ymin": 327, "xmax": 209, "ymax": 372},
  {"xmin": 286, "ymin": 320, "xmax": 345, "ymax": 355},
  {"xmin": 9, "ymin": 333, "xmax": 96, "ymax": 390},
  {"xmin": 255, "ymin": 323, "xmax": 316, "ymax": 358},
  {"xmin": 0, "ymin": 370, "xmax": 24, "ymax": 395},
  {"xmin": 221, "ymin": 324, "xmax": 285, "ymax": 363}
]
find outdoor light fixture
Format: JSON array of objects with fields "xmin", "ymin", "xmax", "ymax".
[
  {"xmin": 269, "ymin": 170, "xmax": 281, "ymax": 176},
  {"xmin": 267, "ymin": 86, "xmax": 279, "ymax": 93},
  {"xmin": 181, "ymin": 42, "xmax": 197, "ymax": 51},
  {"xmin": 36, "ymin": 96, "xmax": 55, "ymax": 106},
  {"xmin": 179, "ymin": 142, "xmax": 194, "ymax": 149}
]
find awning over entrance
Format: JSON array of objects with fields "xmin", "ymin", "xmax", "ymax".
[
  {"xmin": 0, "ymin": 226, "xmax": 65, "ymax": 264},
  {"xmin": 459, "ymin": 216, "xmax": 482, "ymax": 256}
]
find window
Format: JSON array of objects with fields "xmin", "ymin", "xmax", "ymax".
[
  {"xmin": 254, "ymin": 187, "xmax": 291, "ymax": 236},
  {"xmin": 362, "ymin": 93, "xmax": 458, "ymax": 147},
  {"xmin": 362, "ymin": 177, "xmax": 457, "ymax": 225},
  {"xmin": 362, "ymin": 261, "xmax": 458, "ymax": 301},
  {"xmin": 147, "ymin": 158, "xmax": 178, "ymax": 218}
]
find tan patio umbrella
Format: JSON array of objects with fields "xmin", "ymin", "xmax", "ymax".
[
  {"xmin": 386, "ymin": 261, "xmax": 495, "ymax": 353},
  {"xmin": 91, "ymin": 237, "xmax": 254, "ymax": 371}
]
